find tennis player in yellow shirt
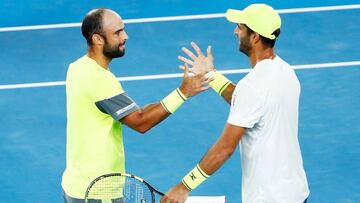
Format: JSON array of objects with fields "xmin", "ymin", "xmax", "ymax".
[{"xmin": 62, "ymin": 8, "xmax": 210, "ymax": 203}]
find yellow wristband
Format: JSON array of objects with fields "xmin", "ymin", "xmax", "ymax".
[
  {"xmin": 160, "ymin": 88, "xmax": 187, "ymax": 114},
  {"xmin": 205, "ymin": 71, "xmax": 231, "ymax": 95},
  {"xmin": 181, "ymin": 164, "xmax": 210, "ymax": 191}
]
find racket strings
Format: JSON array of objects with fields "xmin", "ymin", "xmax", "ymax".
[{"xmin": 86, "ymin": 175, "xmax": 153, "ymax": 203}]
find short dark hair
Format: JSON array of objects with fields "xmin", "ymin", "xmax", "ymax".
[
  {"xmin": 244, "ymin": 24, "xmax": 281, "ymax": 48},
  {"xmin": 81, "ymin": 9, "xmax": 107, "ymax": 45}
]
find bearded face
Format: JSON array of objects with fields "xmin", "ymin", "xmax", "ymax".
[
  {"xmin": 239, "ymin": 32, "xmax": 252, "ymax": 56},
  {"xmin": 102, "ymin": 35, "xmax": 125, "ymax": 59}
]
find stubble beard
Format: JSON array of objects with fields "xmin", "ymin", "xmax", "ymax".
[
  {"xmin": 103, "ymin": 39, "xmax": 125, "ymax": 59},
  {"xmin": 239, "ymin": 37, "xmax": 251, "ymax": 56}
]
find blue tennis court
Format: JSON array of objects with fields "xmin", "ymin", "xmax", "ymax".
[{"xmin": 0, "ymin": 1, "xmax": 359, "ymax": 202}]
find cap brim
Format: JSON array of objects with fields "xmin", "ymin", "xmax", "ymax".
[{"xmin": 226, "ymin": 9, "xmax": 247, "ymax": 24}]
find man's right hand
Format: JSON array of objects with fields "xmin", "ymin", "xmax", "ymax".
[
  {"xmin": 178, "ymin": 42, "xmax": 215, "ymax": 75},
  {"xmin": 179, "ymin": 64, "xmax": 212, "ymax": 98}
]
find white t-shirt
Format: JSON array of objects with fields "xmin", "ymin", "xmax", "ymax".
[{"xmin": 227, "ymin": 56, "xmax": 309, "ymax": 203}]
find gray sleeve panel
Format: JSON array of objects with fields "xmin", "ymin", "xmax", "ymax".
[{"xmin": 95, "ymin": 93, "xmax": 140, "ymax": 121}]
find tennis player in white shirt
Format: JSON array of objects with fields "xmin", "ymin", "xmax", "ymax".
[{"xmin": 161, "ymin": 4, "xmax": 310, "ymax": 203}]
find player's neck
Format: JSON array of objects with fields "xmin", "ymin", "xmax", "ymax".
[
  {"xmin": 249, "ymin": 47, "xmax": 275, "ymax": 67},
  {"xmin": 87, "ymin": 49, "xmax": 111, "ymax": 70}
]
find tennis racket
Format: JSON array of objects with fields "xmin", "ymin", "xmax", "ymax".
[{"xmin": 84, "ymin": 173, "xmax": 164, "ymax": 203}]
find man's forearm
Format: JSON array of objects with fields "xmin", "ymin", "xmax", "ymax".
[
  {"xmin": 207, "ymin": 70, "xmax": 235, "ymax": 104},
  {"xmin": 122, "ymin": 86, "xmax": 188, "ymax": 133},
  {"xmin": 137, "ymin": 103, "xmax": 170, "ymax": 132},
  {"xmin": 220, "ymin": 83, "xmax": 235, "ymax": 104},
  {"xmin": 122, "ymin": 103, "xmax": 169, "ymax": 134},
  {"xmin": 180, "ymin": 123, "xmax": 244, "ymax": 192},
  {"xmin": 199, "ymin": 140, "xmax": 235, "ymax": 175}
]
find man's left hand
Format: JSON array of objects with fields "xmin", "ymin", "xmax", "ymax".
[{"xmin": 160, "ymin": 183, "xmax": 190, "ymax": 203}]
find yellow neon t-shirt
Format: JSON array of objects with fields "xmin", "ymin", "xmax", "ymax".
[{"xmin": 62, "ymin": 55, "xmax": 127, "ymax": 199}]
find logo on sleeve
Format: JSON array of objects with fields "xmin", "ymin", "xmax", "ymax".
[{"xmin": 116, "ymin": 103, "xmax": 136, "ymax": 116}]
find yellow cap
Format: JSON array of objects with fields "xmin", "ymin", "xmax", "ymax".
[{"xmin": 226, "ymin": 4, "xmax": 281, "ymax": 40}]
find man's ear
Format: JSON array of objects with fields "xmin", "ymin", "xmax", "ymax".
[
  {"xmin": 92, "ymin": 33, "xmax": 104, "ymax": 45},
  {"xmin": 251, "ymin": 33, "xmax": 261, "ymax": 45}
]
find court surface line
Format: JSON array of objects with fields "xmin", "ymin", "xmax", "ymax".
[
  {"xmin": 0, "ymin": 4, "xmax": 359, "ymax": 32},
  {"xmin": 0, "ymin": 60, "xmax": 359, "ymax": 90}
]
